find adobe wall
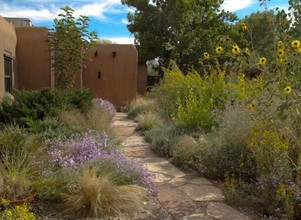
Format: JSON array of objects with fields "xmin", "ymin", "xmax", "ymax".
[
  {"xmin": 15, "ymin": 27, "xmax": 51, "ymax": 90},
  {"xmin": 0, "ymin": 16, "xmax": 17, "ymax": 99},
  {"xmin": 83, "ymin": 44, "xmax": 138, "ymax": 110},
  {"xmin": 137, "ymin": 63, "xmax": 147, "ymax": 95}
]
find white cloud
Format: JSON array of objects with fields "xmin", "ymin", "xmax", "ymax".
[
  {"xmin": 221, "ymin": 0, "xmax": 255, "ymax": 12},
  {"xmin": 73, "ymin": 3, "xmax": 108, "ymax": 20},
  {"xmin": 121, "ymin": 18, "xmax": 129, "ymax": 25},
  {"xmin": 108, "ymin": 37, "xmax": 134, "ymax": 44},
  {"xmin": 0, "ymin": 0, "xmax": 128, "ymax": 22},
  {"xmin": 0, "ymin": 3, "xmax": 59, "ymax": 20}
]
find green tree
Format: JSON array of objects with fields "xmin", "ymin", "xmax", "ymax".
[
  {"xmin": 96, "ymin": 39, "xmax": 114, "ymax": 44},
  {"xmin": 121, "ymin": 0, "xmax": 237, "ymax": 73},
  {"xmin": 235, "ymin": 11, "xmax": 277, "ymax": 58},
  {"xmin": 49, "ymin": 6, "xmax": 98, "ymax": 89}
]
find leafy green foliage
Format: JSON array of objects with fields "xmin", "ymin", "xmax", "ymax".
[
  {"xmin": 235, "ymin": 11, "xmax": 277, "ymax": 58},
  {"xmin": 0, "ymin": 88, "xmax": 93, "ymax": 129},
  {"xmin": 121, "ymin": 0, "xmax": 237, "ymax": 72},
  {"xmin": 49, "ymin": 6, "xmax": 98, "ymax": 88}
]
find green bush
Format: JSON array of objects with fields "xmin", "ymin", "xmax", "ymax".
[
  {"xmin": 172, "ymin": 87, "xmax": 216, "ymax": 130},
  {"xmin": 171, "ymin": 135, "xmax": 203, "ymax": 170},
  {"xmin": 33, "ymin": 169, "xmax": 78, "ymax": 202},
  {"xmin": 198, "ymin": 103, "xmax": 257, "ymax": 180},
  {"xmin": 156, "ymin": 68, "xmax": 227, "ymax": 130},
  {"xmin": 144, "ymin": 124, "xmax": 180, "ymax": 157},
  {"xmin": 0, "ymin": 88, "xmax": 93, "ymax": 129},
  {"xmin": 65, "ymin": 89, "xmax": 93, "ymax": 112},
  {"xmin": 0, "ymin": 126, "xmax": 40, "ymax": 200}
]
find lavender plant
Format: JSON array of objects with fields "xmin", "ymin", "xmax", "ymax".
[
  {"xmin": 45, "ymin": 130, "xmax": 157, "ymax": 196},
  {"xmin": 93, "ymin": 98, "xmax": 116, "ymax": 117},
  {"xmin": 47, "ymin": 130, "xmax": 108, "ymax": 168},
  {"xmin": 87, "ymin": 151, "xmax": 158, "ymax": 196}
]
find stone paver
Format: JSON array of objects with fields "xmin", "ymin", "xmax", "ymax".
[
  {"xmin": 182, "ymin": 213, "xmax": 213, "ymax": 220},
  {"xmin": 141, "ymin": 159, "xmax": 186, "ymax": 180},
  {"xmin": 206, "ymin": 203, "xmax": 251, "ymax": 220},
  {"xmin": 111, "ymin": 113, "xmax": 253, "ymax": 220},
  {"xmin": 122, "ymin": 145, "xmax": 157, "ymax": 158},
  {"xmin": 188, "ymin": 177, "xmax": 213, "ymax": 186},
  {"xmin": 179, "ymin": 183, "xmax": 224, "ymax": 202},
  {"xmin": 155, "ymin": 183, "xmax": 205, "ymax": 219}
]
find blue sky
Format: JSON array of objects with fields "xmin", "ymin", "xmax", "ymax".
[{"xmin": 0, "ymin": 0, "xmax": 289, "ymax": 44}]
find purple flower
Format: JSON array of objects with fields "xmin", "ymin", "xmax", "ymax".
[
  {"xmin": 46, "ymin": 129, "xmax": 157, "ymax": 195},
  {"xmin": 93, "ymin": 98, "xmax": 116, "ymax": 116},
  {"xmin": 96, "ymin": 150, "xmax": 158, "ymax": 196},
  {"xmin": 49, "ymin": 130, "xmax": 108, "ymax": 168}
]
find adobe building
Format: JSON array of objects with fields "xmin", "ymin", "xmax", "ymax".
[
  {"xmin": 0, "ymin": 16, "xmax": 146, "ymax": 109},
  {"xmin": 0, "ymin": 16, "xmax": 17, "ymax": 99}
]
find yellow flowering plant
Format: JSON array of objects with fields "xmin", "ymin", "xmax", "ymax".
[
  {"xmin": 232, "ymin": 45, "xmax": 241, "ymax": 55},
  {"xmin": 0, "ymin": 204, "xmax": 36, "ymax": 220},
  {"xmin": 215, "ymin": 46, "xmax": 223, "ymax": 55}
]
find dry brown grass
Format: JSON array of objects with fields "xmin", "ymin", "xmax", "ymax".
[
  {"xmin": 58, "ymin": 105, "xmax": 112, "ymax": 133},
  {"xmin": 127, "ymin": 97, "xmax": 157, "ymax": 119},
  {"xmin": 136, "ymin": 111, "xmax": 162, "ymax": 131},
  {"xmin": 61, "ymin": 168, "xmax": 146, "ymax": 218}
]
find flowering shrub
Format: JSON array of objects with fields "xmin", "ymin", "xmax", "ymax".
[
  {"xmin": 45, "ymin": 130, "xmax": 156, "ymax": 195},
  {"xmin": 93, "ymin": 98, "xmax": 116, "ymax": 117},
  {"xmin": 48, "ymin": 130, "xmax": 108, "ymax": 168},
  {"xmin": 86, "ymin": 151, "xmax": 157, "ymax": 196}
]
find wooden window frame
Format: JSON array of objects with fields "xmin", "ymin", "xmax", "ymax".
[{"xmin": 4, "ymin": 55, "xmax": 12, "ymax": 93}]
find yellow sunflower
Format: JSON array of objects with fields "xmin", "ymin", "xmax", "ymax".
[
  {"xmin": 232, "ymin": 45, "xmax": 241, "ymax": 55},
  {"xmin": 241, "ymin": 22, "xmax": 247, "ymax": 31},
  {"xmin": 284, "ymin": 86, "xmax": 292, "ymax": 94},
  {"xmin": 277, "ymin": 49, "xmax": 285, "ymax": 57},
  {"xmin": 215, "ymin": 46, "xmax": 224, "ymax": 55},
  {"xmin": 204, "ymin": 52, "xmax": 210, "ymax": 59},
  {"xmin": 291, "ymin": 40, "xmax": 300, "ymax": 49},
  {"xmin": 259, "ymin": 57, "xmax": 267, "ymax": 65}
]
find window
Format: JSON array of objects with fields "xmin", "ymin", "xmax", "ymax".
[{"xmin": 4, "ymin": 56, "xmax": 12, "ymax": 93}]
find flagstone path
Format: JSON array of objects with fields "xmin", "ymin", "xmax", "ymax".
[{"xmin": 111, "ymin": 112, "xmax": 252, "ymax": 220}]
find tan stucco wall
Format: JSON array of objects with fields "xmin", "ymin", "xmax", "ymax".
[
  {"xmin": 137, "ymin": 63, "xmax": 147, "ymax": 95},
  {"xmin": 83, "ymin": 44, "xmax": 138, "ymax": 109},
  {"xmin": 1, "ymin": 23, "xmax": 138, "ymax": 108},
  {"xmin": 0, "ymin": 16, "xmax": 17, "ymax": 99},
  {"xmin": 15, "ymin": 27, "xmax": 51, "ymax": 90}
]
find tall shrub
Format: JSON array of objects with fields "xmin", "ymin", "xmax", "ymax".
[{"xmin": 49, "ymin": 6, "xmax": 98, "ymax": 88}]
